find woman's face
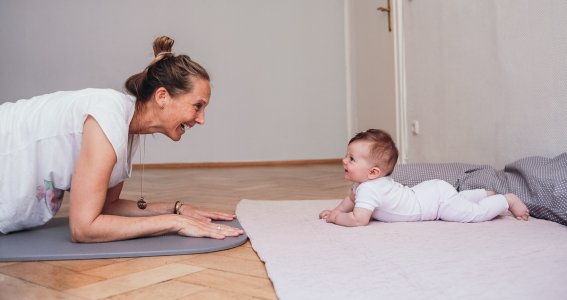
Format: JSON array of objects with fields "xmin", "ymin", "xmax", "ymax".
[{"xmin": 162, "ymin": 78, "xmax": 211, "ymax": 141}]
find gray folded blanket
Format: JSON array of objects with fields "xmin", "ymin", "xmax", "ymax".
[{"xmin": 391, "ymin": 153, "xmax": 567, "ymax": 226}]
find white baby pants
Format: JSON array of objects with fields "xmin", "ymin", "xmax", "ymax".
[{"xmin": 414, "ymin": 180, "xmax": 509, "ymax": 223}]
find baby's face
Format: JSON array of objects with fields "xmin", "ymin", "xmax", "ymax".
[{"xmin": 342, "ymin": 141, "xmax": 376, "ymax": 183}]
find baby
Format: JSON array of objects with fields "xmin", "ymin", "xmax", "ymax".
[{"xmin": 319, "ymin": 129, "xmax": 530, "ymax": 226}]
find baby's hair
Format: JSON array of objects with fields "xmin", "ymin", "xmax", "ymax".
[
  {"xmin": 124, "ymin": 36, "xmax": 210, "ymax": 106},
  {"xmin": 349, "ymin": 129, "xmax": 399, "ymax": 176}
]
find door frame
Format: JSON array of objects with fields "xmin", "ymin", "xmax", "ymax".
[
  {"xmin": 393, "ymin": 0, "xmax": 407, "ymax": 163},
  {"xmin": 344, "ymin": 0, "xmax": 408, "ymax": 163}
]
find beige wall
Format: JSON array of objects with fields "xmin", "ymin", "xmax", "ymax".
[
  {"xmin": 404, "ymin": 0, "xmax": 567, "ymax": 168},
  {"xmin": 2, "ymin": 0, "xmax": 564, "ymax": 167},
  {"xmin": 0, "ymin": 0, "xmax": 348, "ymax": 164}
]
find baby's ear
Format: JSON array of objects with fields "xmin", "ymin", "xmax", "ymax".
[{"xmin": 368, "ymin": 167, "xmax": 382, "ymax": 180}]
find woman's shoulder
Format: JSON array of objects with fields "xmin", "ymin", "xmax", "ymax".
[
  {"xmin": 18, "ymin": 88, "xmax": 132, "ymax": 105},
  {"xmin": 72, "ymin": 88, "xmax": 135, "ymax": 108},
  {"xmin": 72, "ymin": 88, "xmax": 131, "ymax": 99}
]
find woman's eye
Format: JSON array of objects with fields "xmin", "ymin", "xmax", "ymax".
[{"xmin": 195, "ymin": 104, "xmax": 203, "ymax": 111}]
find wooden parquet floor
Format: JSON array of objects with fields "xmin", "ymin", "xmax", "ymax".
[{"xmin": 0, "ymin": 163, "xmax": 350, "ymax": 299}]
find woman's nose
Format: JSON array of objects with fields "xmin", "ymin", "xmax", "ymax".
[{"xmin": 196, "ymin": 111, "xmax": 205, "ymax": 125}]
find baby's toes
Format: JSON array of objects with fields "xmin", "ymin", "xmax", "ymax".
[{"xmin": 518, "ymin": 212, "xmax": 529, "ymax": 221}]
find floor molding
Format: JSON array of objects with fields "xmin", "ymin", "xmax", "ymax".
[{"xmin": 133, "ymin": 158, "xmax": 342, "ymax": 170}]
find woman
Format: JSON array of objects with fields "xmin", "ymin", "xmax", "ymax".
[{"xmin": 0, "ymin": 36, "xmax": 244, "ymax": 242}]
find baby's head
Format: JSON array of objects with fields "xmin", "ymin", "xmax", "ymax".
[{"xmin": 344, "ymin": 129, "xmax": 398, "ymax": 183}]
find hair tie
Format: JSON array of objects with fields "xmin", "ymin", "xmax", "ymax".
[
  {"xmin": 156, "ymin": 51, "xmax": 174, "ymax": 57},
  {"xmin": 146, "ymin": 52, "xmax": 175, "ymax": 71}
]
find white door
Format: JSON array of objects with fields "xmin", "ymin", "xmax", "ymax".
[{"xmin": 346, "ymin": 0, "xmax": 398, "ymax": 149}]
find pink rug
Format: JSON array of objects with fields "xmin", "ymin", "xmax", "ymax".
[{"xmin": 236, "ymin": 199, "xmax": 567, "ymax": 300}]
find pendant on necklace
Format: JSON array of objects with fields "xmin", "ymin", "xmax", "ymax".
[
  {"xmin": 137, "ymin": 196, "xmax": 147, "ymax": 209},
  {"xmin": 137, "ymin": 134, "xmax": 147, "ymax": 210}
]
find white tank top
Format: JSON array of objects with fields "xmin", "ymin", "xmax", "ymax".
[{"xmin": 0, "ymin": 88, "xmax": 139, "ymax": 233}]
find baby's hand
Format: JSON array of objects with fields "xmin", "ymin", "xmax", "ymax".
[{"xmin": 319, "ymin": 210, "xmax": 331, "ymax": 220}]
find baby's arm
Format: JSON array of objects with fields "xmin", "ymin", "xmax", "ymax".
[
  {"xmin": 319, "ymin": 192, "xmax": 356, "ymax": 220},
  {"xmin": 327, "ymin": 207, "xmax": 373, "ymax": 227}
]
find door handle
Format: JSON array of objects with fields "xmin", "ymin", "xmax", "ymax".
[{"xmin": 377, "ymin": 0, "xmax": 392, "ymax": 32}]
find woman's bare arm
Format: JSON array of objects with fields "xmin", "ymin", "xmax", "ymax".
[
  {"xmin": 69, "ymin": 116, "xmax": 241, "ymax": 242},
  {"xmin": 102, "ymin": 183, "xmax": 236, "ymax": 222}
]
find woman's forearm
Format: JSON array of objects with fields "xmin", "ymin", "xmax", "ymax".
[
  {"xmin": 102, "ymin": 198, "xmax": 177, "ymax": 217},
  {"xmin": 70, "ymin": 213, "xmax": 179, "ymax": 242}
]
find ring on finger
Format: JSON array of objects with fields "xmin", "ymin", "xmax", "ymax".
[{"xmin": 217, "ymin": 225, "xmax": 221, "ymax": 231}]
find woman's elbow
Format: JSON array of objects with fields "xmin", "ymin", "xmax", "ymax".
[{"xmin": 69, "ymin": 222, "xmax": 96, "ymax": 243}]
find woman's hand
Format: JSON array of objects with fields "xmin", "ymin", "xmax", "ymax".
[
  {"xmin": 178, "ymin": 204, "xmax": 237, "ymax": 222},
  {"xmin": 176, "ymin": 204, "xmax": 243, "ymax": 239},
  {"xmin": 176, "ymin": 215, "xmax": 244, "ymax": 239}
]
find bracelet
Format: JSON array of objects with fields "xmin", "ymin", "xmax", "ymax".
[{"xmin": 174, "ymin": 201, "xmax": 183, "ymax": 215}]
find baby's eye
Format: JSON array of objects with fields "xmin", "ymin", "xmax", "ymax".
[{"xmin": 349, "ymin": 156, "xmax": 355, "ymax": 162}]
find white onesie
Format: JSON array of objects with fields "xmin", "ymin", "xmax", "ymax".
[
  {"xmin": 0, "ymin": 88, "xmax": 139, "ymax": 233},
  {"xmin": 354, "ymin": 177, "xmax": 509, "ymax": 223}
]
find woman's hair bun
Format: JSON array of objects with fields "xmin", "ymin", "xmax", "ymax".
[
  {"xmin": 153, "ymin": 36, "xmax": 175, "ymax": 57},
  {"xmin": 125, "ymin": 35, "xmax": 209, "ymax": 101}
]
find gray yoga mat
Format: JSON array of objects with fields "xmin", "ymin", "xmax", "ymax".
[{"xmin": 0, "ymin": 218, "xmax": 247, "ymax": 262}]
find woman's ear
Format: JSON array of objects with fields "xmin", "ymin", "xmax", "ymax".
[
  {"xmin": 368, "ymin": 167, "xmax": 382, "ymax": 180},
  {"xmin": 153, "ymin": 87, "xmax": 169, "ymax": 109}
]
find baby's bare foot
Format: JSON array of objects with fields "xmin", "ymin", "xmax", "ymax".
[{"xmin": 505, "ymin": 193, "xmax": 529, "ymax": 221}]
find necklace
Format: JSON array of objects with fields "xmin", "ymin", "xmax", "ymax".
[{"xmin": 137, "ymin": 135, "xmax": 147, "ymax": 209}]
